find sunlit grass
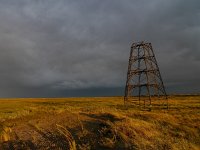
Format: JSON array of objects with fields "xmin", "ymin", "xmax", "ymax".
[{"xmin": 0, "ymin": 96, "xmax": 199, "ymax": 149}]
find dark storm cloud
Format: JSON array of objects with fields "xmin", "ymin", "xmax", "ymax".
[{"xmin": 0, "ymin": 0, "xmax": 199, "ymax": 97}]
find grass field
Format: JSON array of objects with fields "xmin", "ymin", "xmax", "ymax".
[{"xmin": 0, "ymin": 96, "xmax": 200, "ymax": 150}]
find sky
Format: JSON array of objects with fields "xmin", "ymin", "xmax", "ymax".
[{"xmin": 0, "ymin": 0, "xmax": 199, "ymax": 97}]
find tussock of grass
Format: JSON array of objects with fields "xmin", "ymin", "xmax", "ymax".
[
  {"xmin": 56, "ymin": 124, "xmax": 76, "ymax": 150},
  {"xmin": 0, "ymin": 124, "xmax": 12, "ymax": 142}
]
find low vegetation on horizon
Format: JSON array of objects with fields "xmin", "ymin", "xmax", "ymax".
[{"xmin": 0, "ymin": 96, "xmax": 200, "ymax": 150}]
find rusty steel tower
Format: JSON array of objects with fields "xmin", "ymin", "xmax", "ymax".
[{"xmin": 124, "ymin": 41, "xmax": 168, "ymax": 109}]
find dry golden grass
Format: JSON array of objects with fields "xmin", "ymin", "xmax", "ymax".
[
  {"xmin": 0, "ymin": 95, "xmax": 199, "ymax": 149},
  {"xmin": 0, "ymin": 124, "xmax": 12, "ymax": 142}
]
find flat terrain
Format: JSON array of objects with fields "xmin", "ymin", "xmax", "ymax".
[{"xmin": 0, "ymin": 96, "xmax": 200, "ymax": 150}]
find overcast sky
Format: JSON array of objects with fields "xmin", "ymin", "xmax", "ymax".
[{"xmin": 0, "ymin": 0, "xmax": 199, "ymax": 97}]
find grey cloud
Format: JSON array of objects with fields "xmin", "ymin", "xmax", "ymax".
[{"xmin": 0, "ymin": 0, "xmax": 199, "ymax": 97}]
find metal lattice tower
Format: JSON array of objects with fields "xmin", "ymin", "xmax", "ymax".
[{"xmin": 124, "ymin": 41, "xmax": 168, "ymax": 109}]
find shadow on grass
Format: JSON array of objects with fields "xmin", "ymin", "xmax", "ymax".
[
  {"xmin": 28, "ymin": 124, "xmax": 70, "ymax": 149},
  {"xmin": 76, "ymin": 112, "xmax": 136, "ymax": 150},
  {"xmin": 84, "ymin": 113, "xmax": 124, "ymax": 123},
  {"xmin": 1, "ymin": 140, "xmax": 36, "ymax": 150}
]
